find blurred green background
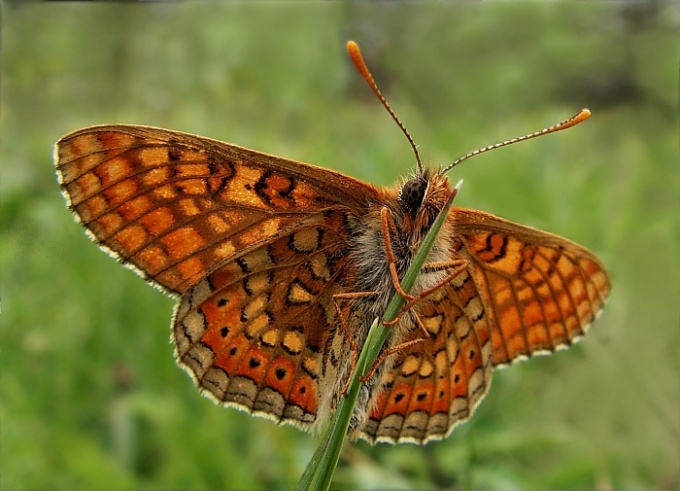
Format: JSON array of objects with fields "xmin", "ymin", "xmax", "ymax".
[{"xmin": 2, "ymin": 2, "xmax": 678, "ymax": 490}]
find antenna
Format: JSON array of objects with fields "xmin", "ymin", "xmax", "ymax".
[
  {"xmin": 346, "ymin": 41, "xmax": 423, "ymax": 173},
  {"xmin": 442, "ymin": 109, "xmax": 591, "ymax": 173}
]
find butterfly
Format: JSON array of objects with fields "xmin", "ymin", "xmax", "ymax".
[{"xmin": 55, "ymin": 41, "xmax": 610, "ymax": 445}]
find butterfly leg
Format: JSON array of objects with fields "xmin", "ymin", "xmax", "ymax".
[
  {"xmin": 334, "ymin": 293, "xmax": 430, "ymax": 393},
  {"xmin": 359, "ymin": 308, "xmax": 438, "ymax": 384},
  {"xmin": 360, "ymin": 335, "xmax": 426, "ymax": 383},
  {"xmin": 380, "ymin": 207, "xmax": 468, "ymax": 326},
  {"xmin": 333, "ymin": 291, "xmax": 379, "ymax": 396},
  {"xmin": 333, "ymin": 291, "xmax": 378, "ymax": 353},
  {"xmin": 383, "ymin": 259, "xmax": 467, "ymax": 327}
]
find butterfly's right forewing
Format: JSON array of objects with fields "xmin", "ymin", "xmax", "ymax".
[{"xmin": 453, "ymin": 208, "xmax": 611, "ymax": 366}]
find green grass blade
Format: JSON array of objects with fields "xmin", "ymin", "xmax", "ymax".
[{"xmin": 297, "ymin": 181, "xmax": 463, "ymax": 491}]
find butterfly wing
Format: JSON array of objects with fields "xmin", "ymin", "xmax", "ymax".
[
  {"xmin": 452, "ymin": 208, "xmax": 611, "ymax": 366},
  {"xmin": 56, "ymin": 124, "xmax": 380, "ymax": 428},
  {"xmin": 173, "ymin": 208, "xmax": 356, "ymax": 430},
  {"xmin": 55, "ymin": 124, "xmax": 378, "ymax": 295},
  {"xmin": 357, "ymin": 208, "xmax": 610, "ymax": 444},
  {"xmin": 357, "ymin": 268, "xmax": 494, "ymax": 444}
]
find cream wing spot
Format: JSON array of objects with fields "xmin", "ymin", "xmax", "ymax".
[
  {"xmin": 290, "ymin": 227, "xmax": 322, "ymax": 253},
  {"xmin": 282, "ymin": 330, "xmax": 304, "ymax": 356},
  {"xmin": 245, "ymin": 312, "xmax": 271, "ymax": 338},
  {"xmin": 302, "ymin": 357, "xmax": 320, "ymax": 379},
  {"xmin": 434, "ymin": 350, "xmax": 448, "ymax": 376},
  {"xmin": 261, "ymin": 329, "xmax": 278, "ymax": 348},
  {"xmin": 450, "ymin": 272, "xmax": 466, "ymax": 289},
  {"xmin": 243, "ymin": 295, "xmax": 267, "ymax": 320},
  {"xmin": 418, "ymin": 360, "xmax": 434, "ymax": 378},
  {"xmin": 244, "ymin": 271, "xmax": 272, "ymax": 296},
  {"xmin": 310, "ymin": 254, "xmax": 332, "ymax": 281},
  {"xmin": 287, "ymin": 279, "xmax": 314, "ymax": 305},
  {"xmin": 240, "ymin": 246, "xmax": 275, "ymax": 271},
  {"xmin": 422, "ymin": 313, "xmax": 443, "ymax": 337},
  {"xmin": 400, "ymin": 356, "xmax": 420, "ymax": 377}
]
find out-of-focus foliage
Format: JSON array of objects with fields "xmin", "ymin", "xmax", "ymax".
[{"xmin": 2, "ymin": 2, "xmax": 677, "ymax": 490}]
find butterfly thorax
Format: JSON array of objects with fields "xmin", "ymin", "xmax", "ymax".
[
  {"xmin": 349, "ymin": 168, "xmax": 453, "ymax": 300},
  {"xmin": 333, "ymin": 169, "xmax": 456, "ymax": 428}
]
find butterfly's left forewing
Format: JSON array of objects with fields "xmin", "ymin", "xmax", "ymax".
[{"xmin": 55, "ymin": 125, "xmax": 378, "ymax": 295}]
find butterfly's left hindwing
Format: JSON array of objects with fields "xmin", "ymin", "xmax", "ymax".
[
  {"xmin": 172, "ymin": 209, "xmax": 357, "ymax": 429},
  {"xmin": 55, "ymin": 125, "xmax": 378, "ymax": 295}
]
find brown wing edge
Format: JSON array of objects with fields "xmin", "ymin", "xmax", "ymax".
[{"xmin": 55, "ymin": 124, "xmax": 381, "ymax": 209}]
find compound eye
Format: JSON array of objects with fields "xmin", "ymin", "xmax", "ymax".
[{"xmin": 398, "ymin": 177, "xmax": 427, "ymax": 215}]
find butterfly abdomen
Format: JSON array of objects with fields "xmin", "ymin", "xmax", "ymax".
[{"xmin": 339, "ymin": 189, "xmax": 459, "ymax": 432}]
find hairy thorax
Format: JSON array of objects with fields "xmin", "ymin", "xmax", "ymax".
[{"xmin": 324, "ymin": 170, "xmax": 456, "ymax": 430}]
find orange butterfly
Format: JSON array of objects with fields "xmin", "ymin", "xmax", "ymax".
[{"xmin": 55, "ymin": 41, "xmax": 610, "ymax": 444}]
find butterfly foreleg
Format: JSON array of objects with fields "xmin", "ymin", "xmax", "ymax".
[
  {"xmin": 380, "ymin": 206, "xmax": 415, "ymax": 303},
  {"xmin": 380, "ymin": 206, "xmax": 468, "ymax": 326}
]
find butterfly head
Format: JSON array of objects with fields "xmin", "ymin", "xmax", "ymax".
[
  {"xmin": 397, "ymin": 174, "xmax": 428, "ymax": 215},
  {"xmin": 398, "ymin": 168, "xmax": 451, "ymax": 233}
]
